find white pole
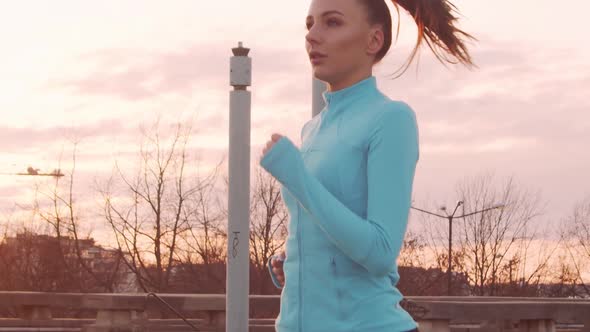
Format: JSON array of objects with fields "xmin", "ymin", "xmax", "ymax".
[
  {"xmin": 227, "ymin": 41, "xmax": 252, "ymax": 332},
  {"xmin": 312, "ymin": 77, "xmax": 327, "ymax": 117}
]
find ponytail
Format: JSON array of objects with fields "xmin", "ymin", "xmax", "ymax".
[{"xmin": 361, "ymin": 0, "xmax": 477, "ymax": 77}]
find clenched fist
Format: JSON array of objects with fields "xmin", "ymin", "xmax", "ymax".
[
  {"xmin": 271, "ymin": 251, "xmax": 286, "ymax": 287},
  {"xmin": 260, "ymin": 133, "xmax": 283, "ymax": 162}
]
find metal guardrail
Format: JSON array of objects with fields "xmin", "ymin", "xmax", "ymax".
[
  {"xmin": 146, "ymin": 292, "xmax": 200, "ymax": 331},
  {"xmin": 0, "ymin": 292, "xmax": 589, "ymax": 332}
]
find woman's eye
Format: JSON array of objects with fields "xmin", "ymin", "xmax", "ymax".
[
  {"xmin": 327, "ymin": 19, "xmax": 339, "ymax": 26},
  {"xmin": 305, "ymin": 19, "xmax": 339, "ymax": 30}
]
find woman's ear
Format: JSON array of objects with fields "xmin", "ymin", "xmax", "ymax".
[{"xmin": 366, "ymin": 26, "xmax": 385, "ymax": 56}]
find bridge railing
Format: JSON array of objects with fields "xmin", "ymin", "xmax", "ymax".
[{"xmin": 0, "ymin": 292, "xmax": 589, "ymax": 331}]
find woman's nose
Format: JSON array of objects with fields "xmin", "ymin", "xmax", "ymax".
[{"xmin": 305, "ymin": 25, "xmax": 321, "ymax": 44}]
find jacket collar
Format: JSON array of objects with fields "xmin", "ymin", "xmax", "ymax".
[{"xmin": 321, "ymin": 75, "xmax": 378, "ymax": 108}]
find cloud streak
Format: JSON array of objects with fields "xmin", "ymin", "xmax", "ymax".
[{"xmin": 0, "ymin": 118, "xmax": 130, "ymax": 153}]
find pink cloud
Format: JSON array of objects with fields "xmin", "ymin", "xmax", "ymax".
[
  {"xmin": 50, "ymin": 43, "xmax": 305, "ymax": 102},
  {"xmin": 0, "ymin": 118, "xmax": 129, "ymax": 153}
]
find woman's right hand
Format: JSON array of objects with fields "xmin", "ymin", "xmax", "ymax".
[{"xmin": 271, "ymin": 251, "xmax": 286, "ymax": 286}]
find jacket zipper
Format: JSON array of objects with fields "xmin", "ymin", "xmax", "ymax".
[
  {"xmin": 302, "ymin": 112, "xmax": 325, "ymax": 154},
  {"xmin": 298, "ymin": 103, "xmax": 327, "ymax": 331},
  {"xmin": 297, "ymin": 204, "xmax": 303, "ymax": 332}
]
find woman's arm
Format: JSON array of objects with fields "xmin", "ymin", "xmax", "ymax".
[{"xmin": 260, "ymin": 105, "xmax": 419, "ymax": 277}]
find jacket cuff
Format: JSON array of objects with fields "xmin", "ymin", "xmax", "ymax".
[{"xmin": 259, "ymin": 136, "xmax": 301, "ymax": 186}]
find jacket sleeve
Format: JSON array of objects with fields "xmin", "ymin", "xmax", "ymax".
[
  {"xmin": 260, "ymin": 106, "xmax": 418, "ymax": 277},
  {"xmin": 267, "ymin": 255, "xmax": 283, "ymax": 289}
]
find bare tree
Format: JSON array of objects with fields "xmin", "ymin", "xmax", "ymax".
[
  {"xmin": 102, "ymin": 119, "xmax": 221, "ymax": 292},
  {"xmin": 174, "ymin": 160, "xmax": 227, "ymax": 293},
  {"xmin": 398, "ymin": 230, "xmax": 428, "ymax": 269},
  {"xmin": 248, "ymin": 168, "xmax": 288, "ymax": 294},
  {"xmin": 420, "ymin": 171, "xmax": 557, "ymax": 296},
  {"xmin": 561, "ymin": 195, "xmax": 590, "ymax": 297},
  {"xmin": 14, "ymin": 142, "xmax": 125, "ymax": 292},
  {"xmin": 397, "ymin": 231, "xmax": 451, "ymax": 295}
]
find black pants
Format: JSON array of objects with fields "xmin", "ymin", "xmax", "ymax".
[{"xmin": 403, "ymin": 329, "xmax": 419, "ymax": 332}]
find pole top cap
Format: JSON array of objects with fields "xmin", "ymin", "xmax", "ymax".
[{"xmin": 232, "ymin": 42, "xmax": 250, "ymax": 56}]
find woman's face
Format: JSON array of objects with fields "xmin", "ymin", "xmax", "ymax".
[{"xmin": 305, "ymin": 0, "xmax": 382, "ymax": 85}]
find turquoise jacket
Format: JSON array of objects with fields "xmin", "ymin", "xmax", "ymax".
[{"xmin": 260, "ymin": 75, "xmax": 420, "ymax": 332}]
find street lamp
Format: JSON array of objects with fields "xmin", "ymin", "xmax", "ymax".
[
  {"xmin": 411, "ymin": 200, "xmax": 506, "ymax": 295},
  {"xmin": 0, "ymin": 166, "xmax": 64, "ymax": 178}
]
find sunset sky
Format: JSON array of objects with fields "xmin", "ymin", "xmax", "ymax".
[{"xmin": 1, "ymin": 0, "xmax": 589, "ymax": 247}]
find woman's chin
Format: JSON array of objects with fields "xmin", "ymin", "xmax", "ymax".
[{"xmin": 311, "ymin": 67, "xmax": 329, "ymax": 81}]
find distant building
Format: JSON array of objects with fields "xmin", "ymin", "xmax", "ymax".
[{"xmin": 1, "ymin": 232, "xmax": 138, "ymax": 292}]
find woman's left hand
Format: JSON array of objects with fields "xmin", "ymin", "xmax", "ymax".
[{"xmin": 261, "ymin": 133, "xmax": 283, "ymax": 161}]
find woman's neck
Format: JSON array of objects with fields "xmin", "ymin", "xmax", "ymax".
[{"xmin": 328, "ymin": 70, "xmax": 373, "ymax": 92}]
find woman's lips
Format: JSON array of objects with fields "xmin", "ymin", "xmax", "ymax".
[{"xmin": 310, "ymin": 55, "xmax": 326, "ymax": 65}]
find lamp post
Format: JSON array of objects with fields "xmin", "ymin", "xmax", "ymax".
[{"xmin": 411, "ymin": 201, "xmax": 505, "ymax": 295}]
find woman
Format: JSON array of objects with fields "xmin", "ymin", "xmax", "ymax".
[{"xmin": 259, "ymin": 0, "xmax": 475, "ymax": 331}]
